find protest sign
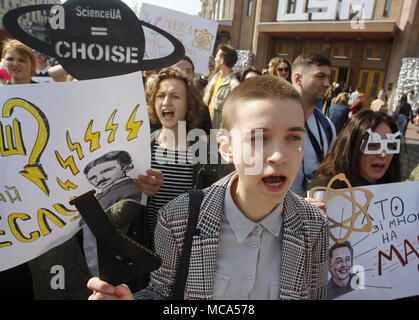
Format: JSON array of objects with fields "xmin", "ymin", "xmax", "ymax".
[
  {"xmin": 0, "ymin": 71, "xmax": 150, "ymax": 271},
  {"xmin": 139, "ymin": 3, "xmax": 218, "ymax": 75},
  {"xmin": 310, "ymin": 174, "xmax": 419, "ymax": 300},
  {"xmin": 3, "ymin": 0, "xmax": 185, "ymax": 80}
]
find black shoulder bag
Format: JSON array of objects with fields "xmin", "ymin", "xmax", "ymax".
[{"xmin": 170, "ymin": 189, "xmax": 204, "ymax": 300}]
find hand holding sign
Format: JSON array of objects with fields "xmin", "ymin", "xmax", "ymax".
[{"xmin": 3, "ymin": 0, "xmax": 185, "ymax": 80}]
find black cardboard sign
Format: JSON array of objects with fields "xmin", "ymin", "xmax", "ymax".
[{"xmin": 3, "ymin": 0, "xmax": 185, "ymax": 80}]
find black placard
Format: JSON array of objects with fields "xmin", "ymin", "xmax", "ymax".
[{"xmin": 3, "ymin": 0, "xmax": 185, "ymax": 80}]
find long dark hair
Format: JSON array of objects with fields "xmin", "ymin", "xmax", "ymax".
[{"xmin": 313, "ymin": 110, "xmax": 401, "ymax": 188}]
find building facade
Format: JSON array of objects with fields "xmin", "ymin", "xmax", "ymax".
[
  {"xmin": 0, "ymin": 0, "xmax": 60, "ymax": 51},
  {"xmin": 201, "ymin": 0, "xmax": 419, "ymax": 108}
]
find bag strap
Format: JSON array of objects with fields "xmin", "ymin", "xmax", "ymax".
[
  {"xmin": 314, "ymin": 108, "xmax": 333, "ymax": 146},
  {"xmin": 170, "ymin": 189, "xmax": 204, "ymax": 300}
]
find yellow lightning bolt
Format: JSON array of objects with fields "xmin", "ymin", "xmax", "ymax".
[
  {"xmin": 19, "ymin": 165, "xmax": 49, "ymax": 196},
  {"xmin": 66, "ymin": 131, "xmax": 84, "ymax": 160},
  {"xmin": 106, "ymin": 109, "xmax": 119, "ymax": 143},
  {"xmin": 55, "ymin": 151, "xmax": 80, "ymax": 176},
  {"xmin": 85, "ymin": 120, "xmax": 100, "ymax": 152},
  {"xmin": 56, "ymin": 178, "xmax": 78, "ymax": 191},
  {"xmin": 126, "ymin": 104, "xmax": 143, "ymax": 141}
]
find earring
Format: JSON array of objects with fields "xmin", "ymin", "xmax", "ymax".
[{"xmin": 297, "ymin": 146, "xmax": 303, "ymax": 153}]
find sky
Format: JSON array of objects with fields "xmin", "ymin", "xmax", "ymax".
[{"xmin": 121, "ymin": 0, "xmax": 202, "ymax": 16}]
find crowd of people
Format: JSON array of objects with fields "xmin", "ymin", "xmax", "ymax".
[{"xmin": 0, "ymin": 38, "xmax": 418, "ymax": 301}]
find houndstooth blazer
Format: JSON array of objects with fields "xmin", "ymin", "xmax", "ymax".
[{"xmin": 134, "ymin": 173, "xmax": 329, "ymax": 300}]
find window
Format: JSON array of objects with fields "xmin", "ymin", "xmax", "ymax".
[
  {"xmin": 275, "ymin": 40, "xmax": 294, "ymax": 57},
  {"xmin": 303, "ymin": 40, "xmax": 324, "ymax": 55},
  {"xmin": 383, "ymin": 0, "xmax": 391, "ymax": 17},
  {"xmin": 331, "ymin": 41, "xmax": 353, "ymax": 59},
  {"xmin": 364, "ymin": 43, "xmax": 389, "ymax": 61},
  {"xmin": 287, "ymin": 0, "xmax": 297, "ymax": 14}
]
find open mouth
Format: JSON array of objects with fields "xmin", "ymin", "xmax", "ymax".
[
  {"xmin": 371, "ymin": 163, "xmax": 386, "ymax": 170},
  {"xmin": 262, "ymin": 175, "xmax": 287, "ymax": 191},
  {"xmin": 162, "ymin": 110, "xmax": 175, "ymax": 118}
]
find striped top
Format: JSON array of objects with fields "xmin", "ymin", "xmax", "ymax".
[{"xmin": 147, "ymin": 143, "xmax": 194, "ymax": 247}]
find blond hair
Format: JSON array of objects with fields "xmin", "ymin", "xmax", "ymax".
[
  {"xmin": 333, "ymin": 92, "xmax": 349, "ymax": 105},
  {"xmin": 2, "ymin": 39, "xmax": 36, "ymax": 76}
]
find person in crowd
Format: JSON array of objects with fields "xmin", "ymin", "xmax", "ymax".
[
  {"xmin": 144, "ymin": 67, "xmax": 220, "ymax": 247},
  {"xmin": 33, "ymin": 50, "xmax": 50, "ymax": 76},
  {"xmin": 406, "ymin": 90, "xmax": 418, "ymax": 124},
  {"xmin": 329, "ymin": 92, "xmax": 350, "ymax": 135},
  {"xmin": 348, "ymin": 87, "xmax": 360, "ymax": 106},
  {"xmin": 323, "ymin": 85, "xmax": 334, "ymax": 117},
  {"xmin": 290, "ymin": 53, "xmax": 336, "ymax": 202},
  {"xmin": 172, "ymin": 55, "xmax": 195, "ymax": 81},
  {"xmin": 87, "ymin": 75, "xmax": 329, "ymax": 300},
  {"xmin": 377, "ymin": 87, "xmax": 388, "ymax": 100},
  {"xmin": 195, "ymin": 54, "xmax": 216, "ymax": 92},
  {"xmin": 393, "ymin": 94, "xmax": 414, "ymax": 138},
  {"xmin": 239, "ymin": 66, "xmax": 262, "ymax": 82},
  {"xmin": 333, "ymin": 82, "xmax": 342, "ymax": 98},
  {"xmin": 309, "ymin": 110, "xmax": 401, "ymax": 190},
  {"xmin": 370, "ymin": 91, "xmax": 387, "ymax": 112},
  {"xmin": 1, "ymin": 39, "xmax": 36, "ymax": 85},
  {"xmin": 407, "ymin": 90, "xmax": 417, "ymax": 113},
  {"xmin": 327, "ymin": 241, "xmax": 356, "ymax": 300},
  {"xmin": 203, "ymin": 44, "xmax": 239, "ymax": 129},
  {"xmin": 171, "ymin": 56, "xmax": 212, "ymax": 137},
  {"xmin": 272, "ymin": 57, "xmax": 292, "ymax": 83},
  {"xmin": 349, "ymin": 93, "xmax": 365, "ymax": 117},
  {"xmin": 267, "ymin": 56, "xmax": 280, "ymax": 75}
]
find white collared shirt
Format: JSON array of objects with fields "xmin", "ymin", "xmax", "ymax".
[{"xmin": 212, "ymin": 174, "xmax": 283, "ymax": 300}]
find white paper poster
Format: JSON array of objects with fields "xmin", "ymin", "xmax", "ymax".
[
  {"xmin": 0, "ymin": 71, "xmax": 150, "ymax": 271},
  {"xmin": 139, "ymin": 3, "xmax": 218, "ymax": 75},
  {"xmin": 311, "ymin": 177, "xmax": 419, "ymax": 300}
]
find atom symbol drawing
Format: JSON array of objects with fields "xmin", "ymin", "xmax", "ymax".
[
  {"xmin": 193, "ymin": 28, "xmax": 214, "ymax": 51},
  {"xmin": 309, "ymin": 173, "xmax": 374, "ymax": 244}
]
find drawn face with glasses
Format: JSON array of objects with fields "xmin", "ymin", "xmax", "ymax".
[{"xmin": 359, "ymin": 124, "xmax": 400, "ymax": 184}]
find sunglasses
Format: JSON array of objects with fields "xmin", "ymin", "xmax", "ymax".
[
  {"xmin": 278, "ymin": 68, "xmax": 290, "ymax": 72},
  {"xmin": 33, "ymin": 50, "xmax": 46, "ymax": 56}
]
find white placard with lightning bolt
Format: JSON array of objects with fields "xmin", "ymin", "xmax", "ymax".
[{"xmin": 0, "ymin": 71, "xmax": 150, "ymax": 271}]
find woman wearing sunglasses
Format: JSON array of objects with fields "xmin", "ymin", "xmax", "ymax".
[
  {"xmin": 272, "ymin": 57, "xmax": 292, "ymax": 83},
  {"xmin": 308, "ymin": 110, "xmax": 401, "ymax": 190},
  {"xmin": 33, "ymin": 50, "xmax": 50, "ymax": 76}
]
